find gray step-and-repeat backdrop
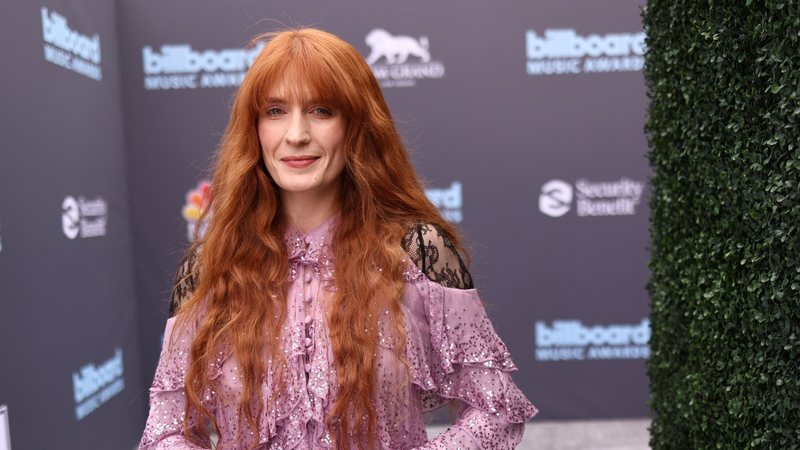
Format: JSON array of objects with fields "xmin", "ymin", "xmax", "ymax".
[
  {"xmin": 0, "ymin": 0, "xmax": 146, "ymax": 449},
  {"xmin": 1, "ymin": 0, "xmax": 648, "ymax": 448}
]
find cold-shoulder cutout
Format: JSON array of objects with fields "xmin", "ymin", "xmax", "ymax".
[
  {"xmin": 401, "ymin": 223, "xmax": 474, "ymax": 290},
  {"xmin": 169, "ymin": 245, "xmax": 201, "ymax": 318}
]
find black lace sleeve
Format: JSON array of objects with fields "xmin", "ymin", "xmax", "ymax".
[
  {"xmin": 169, "ymin": 246, "xmax": 200, "ymax": 317},
  {"xmin": 401, "ymin": 223, "xmax": 474, "ymax": 289}
]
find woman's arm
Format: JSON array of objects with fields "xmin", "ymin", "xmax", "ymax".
[
  {"xmin": 404, "ymin": 224, "xmax": 537, "ymax": 449},
  {"xmin": 416, "ymin": 283, "xmax": 537, "ymax": 450},
  {"xmin": 140, "ymin": 248, "xmax": 213, "ymax": 450},
  {"xmin": 416, "ymin": 407, "xmax": 525, "ymax": 449},
  {"xmin": 138, "ymin": 318, "xmax": 214, "ymax": 450}
]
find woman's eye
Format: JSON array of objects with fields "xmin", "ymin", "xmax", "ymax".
[
  {"xmin": 311, "ymin": 107, "xmax": 333, "ymax": 116},
  {"xmin": 266, "ymin": 107, "xmax": 284, "ymax": 116}
]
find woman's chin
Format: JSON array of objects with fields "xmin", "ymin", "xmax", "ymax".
[{"xmin": 278, "ymin": 179, "xmax": 324, "ymax": 194}]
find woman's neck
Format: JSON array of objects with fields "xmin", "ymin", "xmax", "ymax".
[{"xmin": 280, "ymin": 185, "xmax": 341, "ymax": 234}]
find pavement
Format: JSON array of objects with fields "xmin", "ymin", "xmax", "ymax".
[{"xmin": 427, "ymin": 418, "xmax": 652, "ymax": 450}]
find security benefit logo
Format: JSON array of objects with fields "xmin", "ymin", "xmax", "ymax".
[
  {"xmin": 142, "ymin": 43, "xmax": 263, "ymax": 90},
  {"xmin": 535, "ymin": 319, "xmax": 650, "ymax": 361},
  {"xmin": 525, "ymin": 28, "xmax": 644, "ymax": 76},
  {"xmin": 539, "ymin": 178, "xmax": 646, "ymax": 218},
  {"xmin": 425, "ymin": 181, "xmax": 463, "ymax": 223},
  {"xmin": 40, "ymin": 7, "xmax": 102, "ymax": 81},
  {"xmin": 61, "ymin": 195, "xmax": 107, "ymax": 239},
  {"xmin": 364, "ymin": 29, "xmax": 445, "ymax": 88},
  {"xmin": 182, "ymin": 180, "xmax": 211, "ymax": 241},
  {"xmin": 72, "ymin": 348, "xmax": 125, "ymax": 420}
]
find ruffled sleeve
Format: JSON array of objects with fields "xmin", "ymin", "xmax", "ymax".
[
  {"xmin": 138, "ymin": 317, "xmax": 216, "ymax": 450},
  {"xmin": 402, "ymin": 224, "xmax": 538, "ymax": 449},
  {"xmin": 416, "ymin": 282, "xmax": 537, "ymax": 449}
]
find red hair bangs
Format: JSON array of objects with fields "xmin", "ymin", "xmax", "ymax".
[{"xmin": 244, "ymin": 29, "xmax": 373, "ymax": 124}]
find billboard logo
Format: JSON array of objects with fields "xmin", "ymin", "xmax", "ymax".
[
  {"xmin": 426, "ymin": 181, "xmax": 463, "ymax": 223},
  {"xmin": 535, "ymin": 318, "xmax": 650, "ymax": 361},
  {"xmin": 142, "ymin": 43, "xmax": 263, "ymax": 90},
  {"xmin": 72, "ymin": 347, "xmax": 125, "ymax": 420},
  {"xmin": 41, "ymin": 7, "xmax": 102, "ymax": 80},
  {"xmin": 525, "ymin": 29, "xmax": 644, "ymax": 76},
  {"xmin": 539, "ymin": 180, "xmax": 573, "ymax": 217},
  {"xmin": 538, "ymin": 178, "xmax": 645, "ymax": 218},
  {"xmin": 182, "ymin": 180, "xmax": 211, "ymax": 241},
  {"xmin": 365, "ymin": 29, "xmax": 445, "ymax": 88},
  {"xmin": 62, "ymin": 196, "xmax": 107, "ymax": 239}
]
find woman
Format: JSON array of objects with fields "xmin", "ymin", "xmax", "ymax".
[{"xmin": 139, "ymin": 28, "xmax": 537, "ymax": 450}]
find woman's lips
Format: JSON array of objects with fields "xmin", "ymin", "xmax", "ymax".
[{"xmin": 282, "ymin": 156, "xmax": 319, "ymax": 169}]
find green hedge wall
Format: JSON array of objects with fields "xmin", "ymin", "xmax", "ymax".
[{"xmin": 643, "ymin": 1, "xmax": 800, "ymax": 448}]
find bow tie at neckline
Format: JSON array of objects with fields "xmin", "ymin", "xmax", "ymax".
[
  {"xmin": 285, "ymin": 231, "xmax": 332, "ymax": 263},
  {"xmin": 283, "ymin": 215, "xmax": 338, "ymax": 264}
]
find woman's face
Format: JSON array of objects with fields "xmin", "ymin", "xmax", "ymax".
[{"xmin": 257, "ymin": 78, "xmax": 347, "ymax": 197}]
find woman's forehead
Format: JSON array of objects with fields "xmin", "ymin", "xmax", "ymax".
[{"xmin": 266, "ymin": 72, "xmax": 327, "ymax": 104}]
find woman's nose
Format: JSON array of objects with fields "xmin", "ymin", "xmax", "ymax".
[{"xmin": 285, "ymin": 113, "xmax": 311, "ymax": 146}]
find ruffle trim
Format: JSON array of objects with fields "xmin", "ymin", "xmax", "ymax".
[
  {"xmin": 433, "ymin": 364, "xmax": 539, "ymax": 423},
  {"xmin": 254, "ymin": 356, "xmax": 335, "ymax": 449},
  {"xmin": 401, "ymin": 274, "xmax": 536, "ymax": 424}
]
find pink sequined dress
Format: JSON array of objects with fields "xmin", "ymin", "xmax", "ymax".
[{"xmin": 139, "ymin": 218, "xmax": 538, "ymax": 449}]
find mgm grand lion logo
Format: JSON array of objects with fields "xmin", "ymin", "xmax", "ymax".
[
  {"xmin": 364, "ymin": 29, "xmax": 444, "ymax": 88},
  {"xmin": 365, "ymin": 29, "xmax": 431, "ymax": 64}
]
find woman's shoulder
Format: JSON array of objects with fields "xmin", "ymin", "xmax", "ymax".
[{"xmin": 400, "ymin": 223, "xmax": 474, "ymax": 290}]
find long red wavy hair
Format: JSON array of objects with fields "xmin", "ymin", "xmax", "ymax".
[{"xmin": 174, "ymin": 28, "xmax": 464, "ymax": 449}]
